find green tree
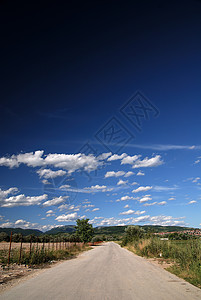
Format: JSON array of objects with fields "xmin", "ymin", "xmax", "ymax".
[
  {"xmin": 12, "ymin": 233, "xmax": 22, "ymax": 242},
  {"xmin": 0, "ymin": 232, "xmax": 9, "ymax": 242},
  {"xmin": 122, "ymin": 225, "xmax": 145, "ymax": 246},
  {"xmin": 75, "ymin": 219, "xmax": 94, "ymax": 243}
]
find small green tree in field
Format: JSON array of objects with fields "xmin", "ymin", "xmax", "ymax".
[
  {"xmin": 122, "ymin": 225, "xmax": 145, "ymax": 246},
  {"xmin": 75, "ymin": 219, "xmax": 94, "ymax": 243},
  {"xmin": 0, "ymin": 232, "xmax": 9, "ymax": 242}
]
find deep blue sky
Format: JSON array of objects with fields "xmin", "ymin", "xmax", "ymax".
[{"xmin": 1, "ymin": 0, "xmax": 201, "ymax": 231}]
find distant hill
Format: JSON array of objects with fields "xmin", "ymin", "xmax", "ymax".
[
  {"xmin": 94, "ymin": 226, "xmax": 127, "ymax": 235},
  {"xmin": 141, "ymin": 225, "xmax": 195, "ymax": 233},
  {"xmin": 0, "ymin": 227, "xmax": 42, "ymax": 236},
  {"xmin": 94, "ymin": 225, "xmax": 195, "ymax": 236},
  {"xmin": 0, "ymin": 225, "xmax": 195, "ymax": 237},
  {"xmin": 45, "ymin": 225, "xmax": 76, "ymax": 235}
]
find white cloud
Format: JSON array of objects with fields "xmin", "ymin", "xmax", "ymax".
[
  {"xmin": 46, "ymin": 210, "xmax": 53, "ymax": 214},
  {"xmin": 42, "ymin": 179, "xmax": 51, "ymax": 185},
  {"xmin": 158, "ymin": 201, "xmax": 167, "ymax": 205},
  {"xmin": 97, "ymin": 153, "xmax": 112, "ymax": 160},
  {"xmin": 128, "ymin": 144, "xmax": 197, "ymax": 151},
  {"xmin": 59, "ymin": 185, "xmax": 71, "ymax": 189},
  {"xmin": 192, "ymin": 177, "xmax": 200, "ymax": 183},
  {"xmin": 153, "ymin": 185, "xmax": 178, "ymax": 192},
  {"xmin": 124, "ymin": 171, "xmax": 134, "ymax": 177},
  {"xmin": 118, "ymin": 195, "xmax": 136, "ymax": 201},
  {"xmin": 0, "ymin": 193, "xmax": 48, "ymax": 208},
  {"xmin": 95, "ymin": 217, "xmax": 132, "ymax": 226},
  {"xmin": 188, "ymin": 200, "xmax": 197, "ymax": 204},
  {"xmin": 55, "ymin": 212, "xmax": 78, "ymax": 222},
  {"xmin": 132, "ymin": 186, "xmax": 152, "ymax": 193},
  {"xmin": 138, "ymin": 195, "xmax": 152, "ymax": 203},
  {"xmin": 37, "ymin": 168, "xmax": 66, "ymax": 179},
  {"xmin": 43, "ymin": 196, "xmax": 67, "ymax": 207},
  {"xmin": 0, "ymin": 150, "xmax": 44, "ymax": 168},
  {"xmin": 91, "ymin": 214, "xmax": 186, "ymax": 227},
  {"xmin": 121, "ymin": 155, "xmax": 140, "ymax": 165},
  {"xmin": 0, "ymin": 151, "xmax": 107, "ymax": 174},
  {"xmin": 84, "ymin": 185, "xmax": 113, "ymax": 192},
  {"xmin": 119, "ymin": 209, "xmax": 135, "ymax": 215},
  {"xmin": 92, "ymin": 208, "xmax": 100, "ymax": 211},
  {"xmin": 0, "ymin": 187, "xmax": 19, "ymax": 198},
  {"xmin": 124, "ymin": 204, "xmax": 130, "ymax": 208},
  {"xmin": 117, "ymin": 179, "xmax": 128, "ymax": 186},
  {"xmin": 137, "ymin": 171, "xmax": 145, "ymax": 176},
  {"xmin": 168, "ymin": 197, "xmax": 175, "ymax": 201},
  {"xmin": 105, "ymin": 171, "xmax": 125, "ymax": 178},
  {"xmin": 131, "ymin": 182, "xmax": 138, "ymax": 185},
  {"xmin": 132, "ymin": 155, "xmax": 163, "ymax": 168},
  {"xmin": 58, "ymin": 204, "xmax": 69, "ymax": 210},
  {"xmin": 0, "ymin": 222, "xmax": 14, "ymax": 228},
  {"xmin": 44, "ymin": 153, "xmax": 104, "ymax": 173},
  {"xmin": 83, "ymin": 204, "xmax": 95, "ymax": 208},
  {"xmin": 15, "ymin": 219, "xmax": 28, "ymax": 226},
  {"xmin": 143, "ymin": 201, "xmax": 167, "ymax": 206},
  {"xmin": 107, "ymin": 153, "xmax": 127, "ymax": 161},
  {"xmin": 143, "ymin": 202, "xmax": 157, "ymax": 206},
  {"xmin": 105, "ymin": 170, "xmax": 134, "ymax": 178},
  {"xmin": 1, "ymin": 219, "xmax": 38, "ymax": 230},
  {"xmin": 131, "ymin": 215, "xmax": 186, "ymax": 226},
  {"xmin": 134, "ymin": 210, "xmax": 146, "ymax": 215},
  {"xmin": 0, "ymin": 218, "xmax": 57, "ymax": 232}
]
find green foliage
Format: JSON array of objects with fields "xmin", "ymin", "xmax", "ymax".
[
  {"xmin": 0, "ymin": 228, "xmax": 42, "ymax": 236},
  {"xmin": 91, "ymin": 235, "xmax": 103, "ymax": 243},
  {"xmin": 0, "ymin": 225, "xmax": 194, "ymax": 240},
  {"xmin": 45, "ymin": 225, "xmax": 76, "ymax": 235},
  {"xmin": 75, "ymin": 219, "xmax": 94, "ymax": 243},
  {"xmin": 126, "ymin": 238, "xmax": 201, "ymax": 288},
  {"xmin": 0, "ymin": 232, "xmax": 9, "ymax": 242},
  {"xmin": 0, "ymin": 242, "xmax": 88, "ymax": 266},
  {"xmin": 168, "ymin": 232, "xmax": 190, "ymax": 240},
  {"xmin": 121, "ymin": 225, "xmax": 145, "ymax": 246}
]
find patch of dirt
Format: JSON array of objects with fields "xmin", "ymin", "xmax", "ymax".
[
  {"xmin": 146, "ymin": 257, "xmax": 175, "ymax": 270},
  {"xmin": 0, "ymin": 263, "xmax": 47, "ymax": 294},
  {"xmin": 0, "ymin": 246, "xmax": 92, "ymax": 294}
]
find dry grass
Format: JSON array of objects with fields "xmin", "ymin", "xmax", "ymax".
[
  {"xmin": 123, "ymin": 238, "xmax": 201, "ymax": 288},
  {"xmin": 0, "ymin": 242, "xmax": 83, "ymax": 252}
]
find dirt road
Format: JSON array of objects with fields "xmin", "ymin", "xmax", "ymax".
[{"xmin": 0, "ymin": 242, "xmax": 200, "ymax": 300}]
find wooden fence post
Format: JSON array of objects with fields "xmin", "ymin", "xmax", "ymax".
[
  {"xmin": 8, "ymin": 231, "xmax": 12, "ymax": 265},
  {"xmin": 29, "ymin": 235, "xmax": 32, "ymax": 256},
  {"xmin": 36, "ymin": 237, "xmax": 39, "ymax": 250},
  {"xmin": 18, "ymin": 235, "xmax": 23, "ymax": 264}
]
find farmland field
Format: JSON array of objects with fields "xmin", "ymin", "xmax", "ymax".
[{"xmin": 0, "ymin": 241, "xmax": 86, "ymax": 266}]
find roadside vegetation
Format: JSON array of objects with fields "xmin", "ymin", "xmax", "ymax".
[
  {"xmin": 121, "ymin": 225, "xmax": 201, "ymax": 288},
  {"xmin": 0, "ymin": 219, "xmax": 94, "ymax": 267}
]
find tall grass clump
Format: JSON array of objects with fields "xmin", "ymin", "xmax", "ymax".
[
  {"xmin": 0, "ymin": 242, "xmax": 89, "ymax": 267},
  {"xmin": 124, "ymin": 236, "xmax": 201, "ymax": 288}
]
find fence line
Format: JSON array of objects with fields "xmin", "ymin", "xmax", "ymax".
[{"xmin": 3, "ymin": 232, "xmax": 85, "ymax": 265}]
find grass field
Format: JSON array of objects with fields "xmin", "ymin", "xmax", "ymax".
[
  {"xmin": 125, "ymin": 238, "xmax": 201, "ymax": 288},
  {"xmin": 0, "ymin": 241, "xmax": 87, "ymax": 266}
]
